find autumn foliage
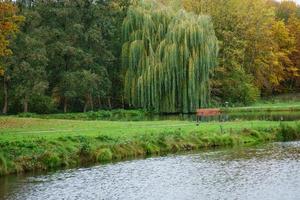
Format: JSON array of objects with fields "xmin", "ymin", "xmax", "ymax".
[
  {"xmin": 0, "ymin": 1, "xmax": 23, "ymax": 74},
  {"xmin": 0, "ymin": 0, "xmax": 300, "ymax": 114}
]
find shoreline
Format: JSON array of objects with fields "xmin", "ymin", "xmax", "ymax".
[{"xmin": 0, "ymin": 118, "xmax": 299, "ymax": 176}]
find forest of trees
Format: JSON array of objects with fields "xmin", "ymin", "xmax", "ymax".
[{"xmin": 0, "ymin": 0, "xmax": 300, "ymax": 114}]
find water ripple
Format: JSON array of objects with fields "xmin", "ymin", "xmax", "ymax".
[{"xmin": 1, "ymin": 142, "xmax": 300, "ymax": 200}]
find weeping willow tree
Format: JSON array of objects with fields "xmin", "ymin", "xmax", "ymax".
[{"xmin": 122, "ymin": 0, "xmax": 218, "ymax": 113}]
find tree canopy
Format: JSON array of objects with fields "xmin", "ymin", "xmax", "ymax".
[
  {"xmin": 122, "ymin": 1, "xmax": 218, "ymax": 113},
  {"xmin": 0, "ymin": 1, "xmax": 23, "ymax": 75},
  {"xmin": 184, "ymin": 0, "xmax": 300, "ymax": 103},
  {"xmin": 1, "ymin": 0, "xmax": 300, "ymax": 114}
]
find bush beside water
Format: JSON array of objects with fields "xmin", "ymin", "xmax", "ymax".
[{"xmin": 18, "ymin": 109, "xmax": 149, "ymax": 121}]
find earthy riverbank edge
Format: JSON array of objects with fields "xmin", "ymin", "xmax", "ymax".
[{"xmin": 1, "ymin": 122, "xmax": 300, "ymax": 176}]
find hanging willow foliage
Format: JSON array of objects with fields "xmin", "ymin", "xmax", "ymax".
[{"xmin": 122, "ymin": 0, "xmax": 218, "ymax": 113}]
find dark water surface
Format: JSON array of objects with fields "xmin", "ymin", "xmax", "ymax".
[{"xmin": 1, "ymin": 142, "xmax": 300, "ymax": 200}]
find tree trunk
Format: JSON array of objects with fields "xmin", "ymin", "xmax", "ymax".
[
  {"xmin": 64, "ymin": 98, "xmax": 68, "ymax": 113},
  {"xmin": 2, "ymin": 78, "xmax": 8, "ymax": 114},
  {"xmin": 108, "ymin": 97, "xmax": 112, "ymax": 110},
  {"xmin": 83, "ymin": 94, "xmax": 92, "ymax": 113},
  {"xmin": 98, "ymin": 96, "xmax": 102, "ymax": 109},
  {"xmin": 121, "ymin": 95, "xmax": 125, "ymax": 109},
  {"xmin": 23, "ymin": 95, "xmax": 29, "ymax": 113},
  {"xmin": 83, "ymin": 101, "xmax": 88, "ymax": 112},
  {"xmin": 89, "ymin": 94, "xmax": 94, "ymax": 111}
]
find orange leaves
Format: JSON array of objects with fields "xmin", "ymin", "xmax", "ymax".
[{"xmin": 0, "ymin": 1, "xmax": 24, "ymax": 57}]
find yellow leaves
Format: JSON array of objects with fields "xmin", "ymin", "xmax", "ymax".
[
  {"xmin": 183, "ymin": 0, "xmax": 300, "ymax": 93},
  {"xmin": 276, "ymin": 0, "xmax": 298, "ymax": 22},
  {"xmin": 0, "ymin": 66, "xmax": 4, "ymax": 76},
  {"xmin": 272, "ymin": 20, "xmax": 296, "ymax": 52},
  {"xmin": 0, "ymin": 1, "xmax": 16, "ymax": 15},
  {"xmin": 287, "ymin": 15, "xmax": 300, "ymax": 61},
  {"xmin": 0, "ymin": 1, "xmax": 24, "ymax": 57},
  {"xmin": 286, "ymin": 66, "xmax": 300, "ymax": 77},
  {"xmin": 269, "ymin": 74, "xmax": 281, "ymax": 86}
]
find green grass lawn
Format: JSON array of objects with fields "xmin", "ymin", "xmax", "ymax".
[
  {"xmin": 224, "ymin": 101, "xmax": 300, "ymax": 112},
  {"xmin": 1, "ymin": 117, "xmax": 298, "ymax": 141},
  {"xmin": 0, "ymin": 117, "xmax": 299, "ymax": 176}
]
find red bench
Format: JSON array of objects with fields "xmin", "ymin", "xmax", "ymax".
[
  {"xmin": 196, "ymin": 108, "xmax": 221, "ymax": 125},
  {"xmin": 196, "ymin": 108, "xmax": 221, "ymax": 117}
]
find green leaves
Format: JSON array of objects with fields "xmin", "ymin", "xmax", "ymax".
[{"xmin": 122, "ymin": 1, "xmax": 218, "ymax": 113}]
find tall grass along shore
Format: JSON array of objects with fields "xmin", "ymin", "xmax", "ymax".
[{"xmin": 0, "ymin": 117, "xmax": 299, "ymax": 176}]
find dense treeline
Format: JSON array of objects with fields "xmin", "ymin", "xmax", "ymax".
[
  {"xmin": 183, "ymin": 0, "xmax": 300, "ymax": 104},
  {"xmin": 0, "ymin": 0, "xmax": 300, "ymax": 114},
  {"xmin": 1, "ymin": 0, "xmax": 130, "ymax": 114}
]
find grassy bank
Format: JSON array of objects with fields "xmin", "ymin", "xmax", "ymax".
[
  {"xmin": 13, "ymin": 101, "xmax": 300, "ymax": 122},
  {"xmin": 0, "ymin": 117, "xmax": 300, "ymax": 176},
  {"xmin": 222, "ymin": 101, "xmax": 300, "ymax": 113}
]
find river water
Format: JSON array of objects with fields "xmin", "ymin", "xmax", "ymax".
[{"xmin": 1, "ymin": 142, "xmax": 300, "ymax": 200}]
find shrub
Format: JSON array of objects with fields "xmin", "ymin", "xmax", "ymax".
[
  {"xmin": 79, "ymin": 141, "xmax": 92, "ymax": 156},
  {"xmin": 39, "ymin": 151, "xmax": 61, "ymax": 169},
  {"xmin": 96, "ymin": 148, "xmax": 113, "ymax": 162},
  {"xmin": 143, "ymin": 143, "xmax": 160, "ymax": 155},
  {"xmin": 37, "ymin": 109, "xmax": 147, "ymax": 121},
  {"xmin": 95, "ymin": 135, "xmax": 117, "ymax": 143},
  {"xmin": 218, "ymin": 68, "xmax": 260, "ymax": 106},
  {"xmin": 278, "ymin": 124, "xmax": 300, "ymax": 141},
  {"xmin": 18, "ymin": 112, "xmax": 38, "ymax": 118},
  {"xmin": 29, "ymin": 95, "xmax": 57, "ymax": 114}
]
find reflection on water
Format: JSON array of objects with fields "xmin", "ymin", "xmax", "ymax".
[{"xmin": 1, "ymin": 142, "xmax": 300, "ymax": 200}]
